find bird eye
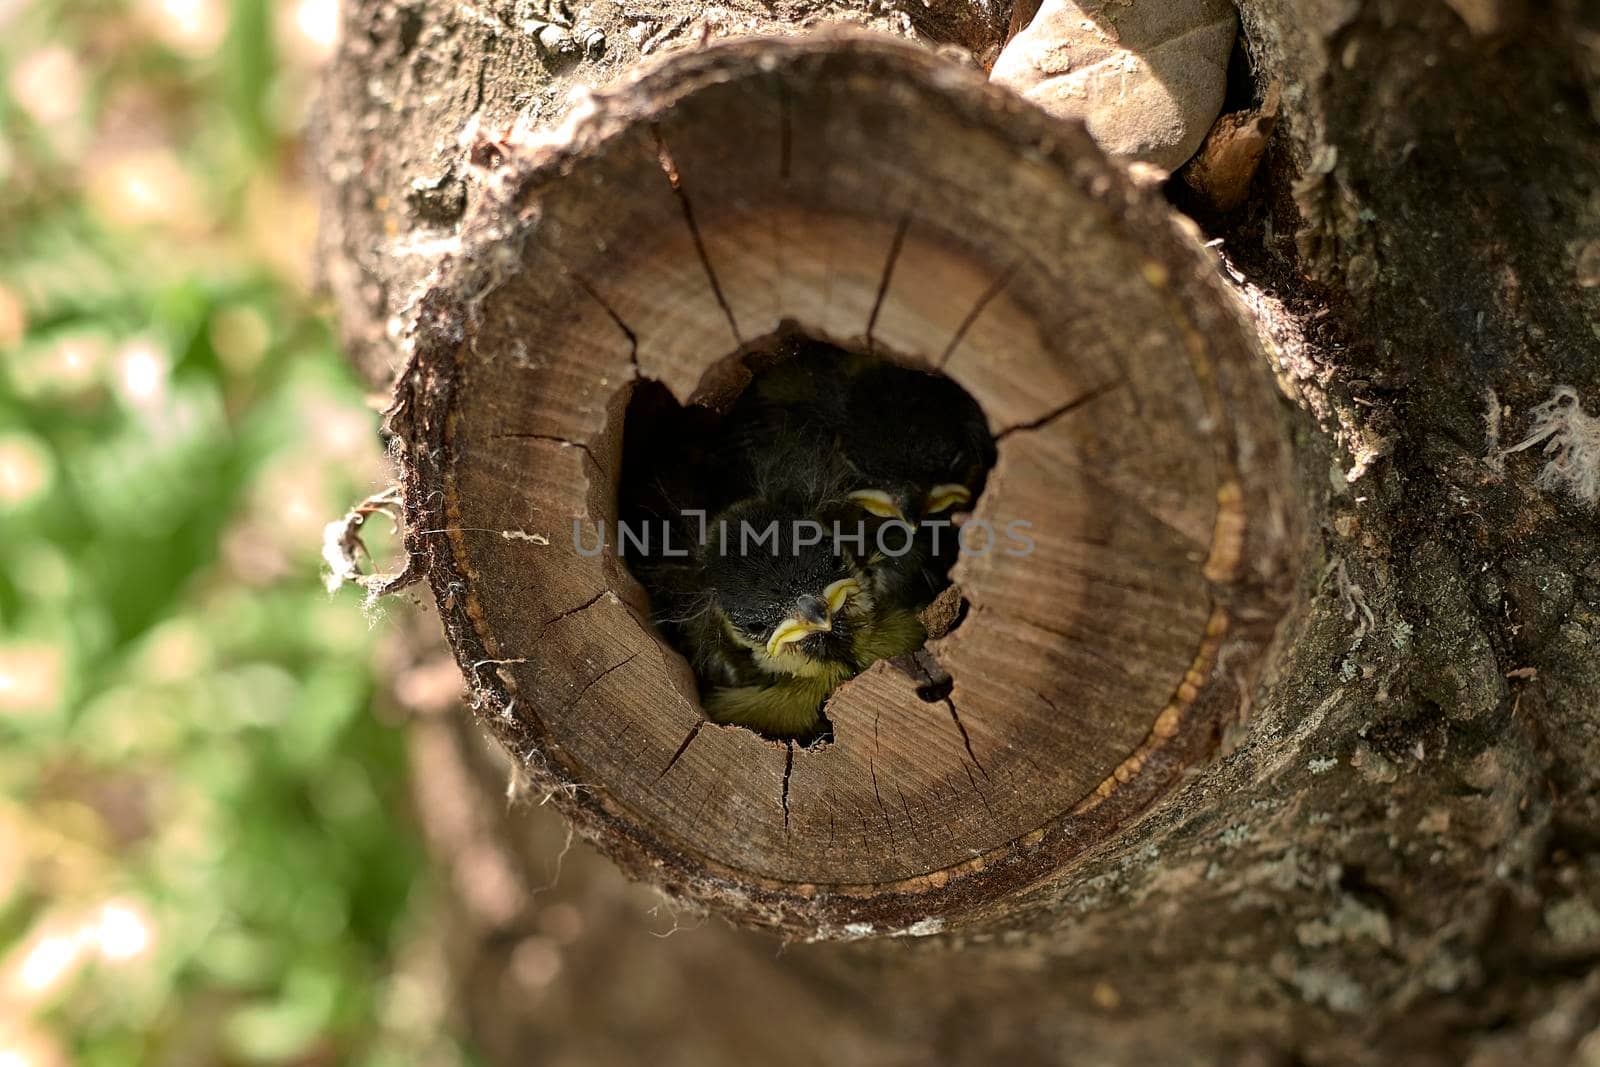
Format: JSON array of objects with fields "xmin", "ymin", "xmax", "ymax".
[
  {"xmin": 823, "ymin": 577, "xmax": 859, "ymax": 614},
  {"xmin": 848, "ymin": 488, "xmax": 904, "ymax": 519},
  {"xmin": 923, "ymin": 482, "xmax": 972, "ymax": 515}
]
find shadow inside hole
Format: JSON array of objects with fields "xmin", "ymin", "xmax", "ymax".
[{"xmin": 617, "ymin": 329, "xmax": 996, "ymax": 743}]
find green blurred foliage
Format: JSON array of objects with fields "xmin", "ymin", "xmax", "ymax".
[{"xmin": 0, "ymin": 0, "xmax": 468, "ymax": 1062}]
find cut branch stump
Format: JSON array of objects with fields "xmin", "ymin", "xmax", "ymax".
[{"xmin": 389, "ymin": 32, "xmax": 1302, "ymax": 936}]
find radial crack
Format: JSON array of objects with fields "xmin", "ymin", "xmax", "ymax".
[
  {"xmin": 467, "ymin": 588, "xmax": 618, "ymax": 684},
  {"xmin": 540, "ymin": 588, "xmax": 611, "ymax": 633},
  {"xmin": 943, "ymin": 696, "xmax": 989, "ymax": 782},
  {"xmin": 908, "ymin": 648, "xmax": 954, "ymax": 703},
  {"xmin": 868, "ymin": 708, "xmax": 897, "ymax": 847},
  {"xmin": 568, "ymin": 270, "xmax": 641, "ymax": 375},
  {"xmin": 781, "ymin": 741, "xmax": 794, "ymax": 831},
  {"xmin": 659, "ymin": 720, "xmax": 705, "ymax": 781},
  {"xmin": 866, "ymin": 211, "xmax": 912, "ymax": 353},
  {"xmin": 869, "ymin": 759, "xmax": 896, "ymax": 853},
  {"xmin": 651, "ymin": 125, "xmax": 743, "ymax": 347},
  {"xmin": 996, "ymin": 378, "xmax": 1126, "ymax": 439},
  {"xmin": 560, "ymin": 649, "xmax": 643, "ymax": 717},
  {"xmin": 896, "ymin": 783, "xmax": 918, "ymax": 843},
  {"xmin": 939, "ymin": 264, "xmax": 1016, "ymax": 368},
  {"xmin": 959, "ymin": 757, "xmax": 994, "ymax": 817}
]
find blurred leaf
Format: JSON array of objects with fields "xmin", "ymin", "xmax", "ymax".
[{"xmin": 222, "ymin": 0, "xmax": 277, "ymax": 157}]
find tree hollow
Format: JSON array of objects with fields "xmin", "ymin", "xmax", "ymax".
[{"xmin": 397, "ymin": 33, "xmax": 1303, "ymax": 934}]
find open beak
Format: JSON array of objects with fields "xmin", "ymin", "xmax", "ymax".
[
  {"xmin": 765, "ymin": 593, "xmax": 833, "ymax": 656},
  {"xmin": 823, "ymin": 577, "xmax": 860, "ymax": 614},
  {"xmin": 924, "ymin": 483, "xmax": 972, "ymax": 514},
  {"xmin": 848, "ymin": 488, "xmax": 905, "ymax": 520}
]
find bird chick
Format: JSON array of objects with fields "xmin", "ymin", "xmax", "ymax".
[
  {"xmin": 623, "ymin": 341, "xmax": 994, "ymax": 738},
  {"xmin": 681, "ymin": 492, "xmax": 925, "ymax": 738},
  {"xmin": 722, "ymin": 342, "xmax": 993, "ymax": 528},
  {"xmin": 831, "ymin": 363, "xmax": 995, "ymax": 612},
  {"xmin": 720, "ymin": 346, "xmax": 995, "ymax": 614},
  {"xmin": 708, "ymin": 340, "xmax": 857, "ymax": 509},
  {"xmin": 835, "ymin": 361, "xmax": 995, "ymax": 526}
]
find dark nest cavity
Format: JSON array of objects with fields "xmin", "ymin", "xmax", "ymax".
[{"xmin": 617, "ymin": 333, "xmax": 996, "ymax": 743}]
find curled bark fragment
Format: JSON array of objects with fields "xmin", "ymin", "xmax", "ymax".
[{"xmin": 322, "ymin": 485, "xmax": 422, "ymax": 599}]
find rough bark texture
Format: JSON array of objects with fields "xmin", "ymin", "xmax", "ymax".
[{"xmin": 317, "ymin": 0, "xmax": 1600, "ymax": 1063}]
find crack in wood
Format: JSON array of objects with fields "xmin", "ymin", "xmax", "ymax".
[
  {"xmin": 491, "ymin": 431, "xmax": 603, "ymax": 473},
  {"xmin": 869, "ymin": 759, "xmax": 897, "ymax": 853},
  {"xmin": 1006, "ymin": 690, "xmax": 1064, "ymax": 776},
  {"xmin": 559, "ymin": 649, "xmax": 643, "ymax": 717},
  {"xmin": 781, "ymin": 741, "xmax": 794, "ymax": 832},
  {"xmin": 995, "ymin": 378, "xmax": 1126, "ymax": 439},
  {"xmin": 539, "ymin": 588, "xmax": 612, "ymax": 634},
  {"xmin": 689, "ymin": 775, "xmax": 717, "ymax": 823},
  {"xmin": 943, "ymin": 695, "xmax": 993, "ymax": 816},
  {"xmin": 658, "ymin": 719, "xmax": 704, "ymax": 782},
  {"xmin": 907, "ymin": 646, "xmax": 954, "ymax": 703},
  {"xmin": 650, "ymin": 125, "xmax": 743, "ymax": 348},
  {"xmin": 868, "ymin": 708, "xmax": 897, "ymax": 851},
  {"xmin": 465, "ymin": 590, "xmax": 618, "ymax": 701},
  {"xmin": 866, "ymin": 211, "xmax": 912, "ymax": 354},
  {"xmin": 939, "ymin": 263, "xmax": 1017, "ymax": 369},
  {"xmin": 566, "ymin": 270, "xmax": 641, "ymax": 376},
  {"xmin": 896, "ymin": 783, "xmax": 918, "ymax": 845},
  {"xmin": 961, "ymin": 757, "xmax": 995, "ymax": 817}
]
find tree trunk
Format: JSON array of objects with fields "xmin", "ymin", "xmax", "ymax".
[{"xmin": 315, "ymin": 1, "xmax": 1600, "ymax": 1063}]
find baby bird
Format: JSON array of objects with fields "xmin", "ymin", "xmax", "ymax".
[
  {"xmin": 666, "ymin": 483, "xmax": 924, "ymax": 739},
  {"xmin": 624, "ymin": 342, "xmax": 997, "ymax": 738},
  {"xmin": 719, "ymin": 345, "xmax": 995, "ymax": 613},
  {"xmin": 721, "ymin": 340, "xmax": 993, "ymax": 527},
  {"xmin": 834, "ymin": 361, "xmax": 995, "ymax": 528},
  {"xmin": 831, "ymin": 363, "xmax": 995, "ymax": 612},
  {"xmin": 707, "ymin": 340, "xmax": 856, "ymax": 509}
]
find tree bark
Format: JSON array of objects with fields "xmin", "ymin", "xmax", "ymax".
[{"xmin": 316, "ymin": 0, "xmax": 1600, "ymax": 1063}]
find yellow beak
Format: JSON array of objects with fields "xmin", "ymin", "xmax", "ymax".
[
  {"xmin": 766, "ymin": 615, "xmax": 831, "ymax": 657},
  {"xmin": 823, "ymin": 577, "xmax": 860, "ymax": 614},
  {"xmin": 924, "ymin": 483, "xmax": 972, "ymax": 514},
  {"xmin": 848, "ymin": 488, "xmax": 904, "ymax": 519}
]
